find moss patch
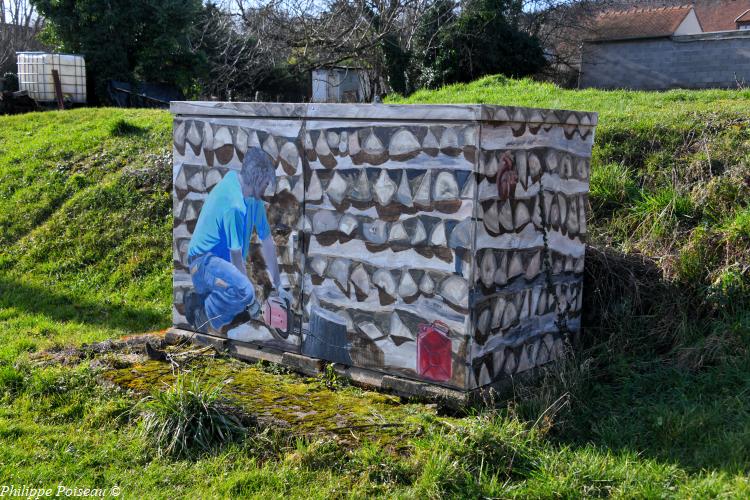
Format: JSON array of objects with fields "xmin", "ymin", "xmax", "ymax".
[
  {"xmin": 104, "ymin": 352, "xmax": 430, "ymax": 448},
  {"xmin": 46, "ymin": 333, "xmax": 432, "ymax": 448}
]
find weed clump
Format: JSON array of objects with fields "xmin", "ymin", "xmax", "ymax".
[
  {"xmin": 319, "ymin": 363, "xmax": 348, "ymax": 390},
  {"xmin": 412, "ymin": 412, "xmax": 541, "ymax": 497},
  {"xmin": 256, "ymin": 359, "xmax": 291, "ymax": 375},
  {"xmin": 135, "ymin": 376, "xmax": 254, "ymax": 459},
  {"xmin": 589, "ymin": 162, "xmax": 639, "ymax": 215}
]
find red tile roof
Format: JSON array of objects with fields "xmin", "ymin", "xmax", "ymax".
[
  {"xmin": 694, "ymin": 0, "xmax": 750, "ymax": 31},
  {"xmin": 735, "ymin": 8, "xmax": 750, "ymax": 24},
  {"xmin": 590, "ymin": 6, "xmax": 694, "ymax": 41},
  {"xmin": 587, "ymin": 1, "xmax": 750, "ymax": 40}
]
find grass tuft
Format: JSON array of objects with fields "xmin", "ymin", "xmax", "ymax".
[
  {"xmin": 723, "ymin": 207, "xmax": 750, "ymax": 244},
  {"xmin": 411, "ymin": 412, "xmax": 540, "ymax": 497},
  {"xmin": 136, "ymin": 376, "xmax": 252, "ymax": 459},
  {"xmin": 0, "ymin": 364, "xmax": 26, "ymax": 398},
  {"xmin": 629, "ymin": 187, "xmax": 697, "ymax": 240},
  {"xmin": 589, "ymin": 162, "xmax": 639, "ymax": 215}
]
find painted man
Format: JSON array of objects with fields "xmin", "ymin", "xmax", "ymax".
[{"xmin": 185, "ymin": 147, "xmax": 291, "ymax": 332}]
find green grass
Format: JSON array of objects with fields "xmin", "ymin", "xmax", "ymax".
[
  {"xmin": 135, "ymin": 375, "xmax": 252, "ymax": 459},
  {"xmin": 1, "ymin": 79, "xmax": 749, "ymax": 497},
  {"xmin": 390, "ymin": 74, "xmax": 750, "ymax": 124},
  {"xmin": 0, "ymin": 108, "xmax": 172, "ymax": 363}
]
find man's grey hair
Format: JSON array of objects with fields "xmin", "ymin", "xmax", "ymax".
[{"xmin": 240, "ymin": 146, "xmax": 276, "ymax": 193}]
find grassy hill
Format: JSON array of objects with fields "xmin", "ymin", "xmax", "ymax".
[
  {"xmin": 0, "ymin": 79, "xmax": 748, "ymax": 497},
  {"xmin": 0, "ymin": 109, "xmax": 172, "ymax": 362}
]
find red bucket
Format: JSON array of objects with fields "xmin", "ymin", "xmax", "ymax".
[{"xmin": 417, "ymin": 320, "xmax": 452, "ymax": 382}]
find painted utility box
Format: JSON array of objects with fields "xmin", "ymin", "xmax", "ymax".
[{"xmin": 170, "ymin": 102, "xmax": 597, "ymax": 394}]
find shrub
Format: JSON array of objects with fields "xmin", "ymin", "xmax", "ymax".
[
  {"xmin": 33, "ymin": 0, "xmax": 203, "ymax": 102},
  {"xmin": 136, "ymin": 376, "xmax": 251, "ymax": 459},
  {"xmin": 413, "ymin": 0, "xmax": 546, "ymax": 89},
  {"xmin": 2, "ymin": 73, "xmax": 19, "ymax": 92}
]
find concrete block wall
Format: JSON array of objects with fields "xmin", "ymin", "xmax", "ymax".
[{"xmin": 580, "ymin": 31, "xmax": 750, "ymax": 90}]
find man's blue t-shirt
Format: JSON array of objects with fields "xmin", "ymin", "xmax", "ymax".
[{"xmin": 188, "ymin": 171, "xmax": 271, "ymax": 261}]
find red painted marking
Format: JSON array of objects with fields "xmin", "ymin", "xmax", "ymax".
[
  {"xmin": 263, "ymin": 297, "xmax": 289, "ymax": 332},
  {"xmin": 497, "ymin": 151, "xmax": 518, "ymax": 201},
  {"xmin": 417, "ymin": 321, "xmax": 453, "ymax": 382}
]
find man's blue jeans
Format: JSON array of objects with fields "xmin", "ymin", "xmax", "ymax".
[{"xmin": 189, "ymin": 253, "xmax": 256, "ymax": 330}]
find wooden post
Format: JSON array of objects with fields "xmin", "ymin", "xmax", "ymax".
[{"xmin": 51, "ymin": 69, "xmax": 64, "ymax": 110}]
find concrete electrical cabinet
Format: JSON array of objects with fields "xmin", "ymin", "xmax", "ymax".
[{"xmin": 169, "ymin": 102, "xmax": 597, "ymax": 400}]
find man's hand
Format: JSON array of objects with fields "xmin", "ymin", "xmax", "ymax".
[
  {"xmin": 246, "ymin": 299, "xmax": 262, "ymax": 320},
  {"xmin": 260, "ymin": 235, "xmax": 281, "ymax": 287}
]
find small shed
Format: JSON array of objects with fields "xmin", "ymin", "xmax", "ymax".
[{"xmin": 311, "ymin": 67, "xmax": 368, "ymax": 103}]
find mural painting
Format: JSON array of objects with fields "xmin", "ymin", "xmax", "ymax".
[
  {"xmin": 173, "ymin": 117, "xmax": 305, "ymax": 352},
  {"xmin": 171, "ymin": 103, "xmax": 597, "ymax": 392}
]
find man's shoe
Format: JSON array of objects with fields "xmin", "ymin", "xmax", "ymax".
[{"xmin": 184, "ymin": 291, "xmax": 210, "ymax": 331}]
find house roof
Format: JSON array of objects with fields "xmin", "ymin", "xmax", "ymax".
[
  {"xmin": 589, "ymin": 6, "xmax": 694, "ymax": 41},
  {"xmin": 612, "ymin": 1, "xmax": 750, "ymax": 32},
  {"xmin": 694, "ymin": 0, "xmax": 750, "ymax": 31},
  {"xmin": 735, "ymin": 8, "xmax": 750, "ymax": 24}
]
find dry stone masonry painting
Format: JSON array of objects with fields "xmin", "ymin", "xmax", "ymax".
[
  {"xmin": 469, "ymin": 111, "xmax": 594, "ymax": 390},
  {"xmin": 300, "ymin": 122, "xmax": 476, "ymax": 388},
  {"xmin": 170, "ymin": 103, "xmax": 597, "ymax": 393}
]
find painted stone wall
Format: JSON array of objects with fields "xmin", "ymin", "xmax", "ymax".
[
  {"xmin": 171, "ymin": 103, "xmax": 596, "ymax": 392},
  {"xmin": 299, "ymin": 121, "xmax": 477, "ymax": 389},
  {"xmin": 469, "ymin": 109, "xmax": 594, "ymax": 389}
]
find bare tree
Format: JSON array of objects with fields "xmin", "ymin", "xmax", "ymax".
[
  {"xmin": 520, "ymin": 0, "xmax": 619, "ymax": 87},
  {"xmin": 233, "ymin": 0, "xmax": 433, "ymax": 97},
  {"xmin": 0, "ymin": 0, "xmax": 44, "ymax": 75},
  {"xmin": 200, "ymin": 0, "xmax": 605, "ymax": 98},
  {"xmin": 192, "ymin": 1, "xmax": 277, "ymax": 100}
]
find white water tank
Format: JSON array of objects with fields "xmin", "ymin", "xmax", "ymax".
[{"xmin": 16, "ymin": 52, "xmax": 87, "ymax": 104}]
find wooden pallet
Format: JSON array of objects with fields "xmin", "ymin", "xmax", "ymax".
[{"xmin": 167, "ymin": 327, "xmax": 540, "ymax": 408}]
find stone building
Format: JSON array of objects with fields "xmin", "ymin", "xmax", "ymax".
[{"xmin": 579, "ymin": 1, "xmax": 750, "ymax": 90}]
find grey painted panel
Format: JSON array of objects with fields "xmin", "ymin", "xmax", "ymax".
[{"xmin": 171, "ymin": 102, "xmax": 598, "ymax": 128}]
